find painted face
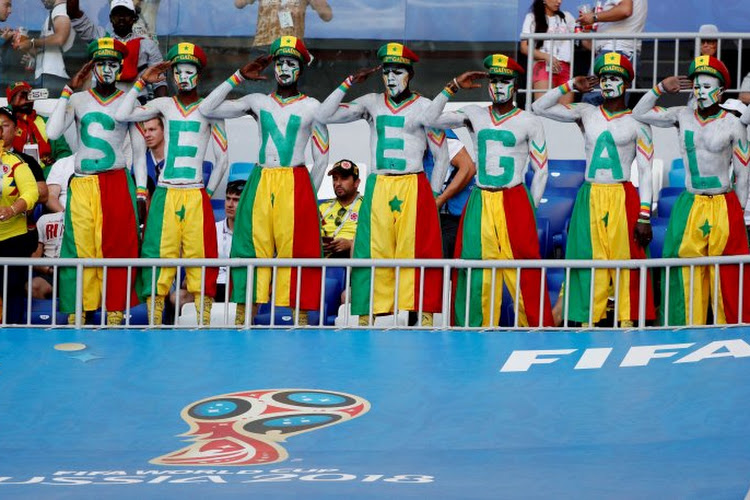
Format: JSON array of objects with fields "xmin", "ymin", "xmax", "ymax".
[
  {"xmin": 692, "ymin": 74, "xmax": 722, "ymax": 110},
  {"xmin": 488, "ymin": 76, "xmax": 515, "ymax": 104},
  {"xmin": 382, "ymin": 65, "xmax": 410, "ymax": 98},
  {"xmin": 274, "ymin": 56, "xmax": 301, "ymax": 86},
  {"xmin": 173, "ymin": 62, "xmax": 200, "ymax": 91},
  {"xmin": 93, "ymin": 59, "xmax": 121, "ymax": 85},
  {"xmin": 599, "ymin": 74, "xmax": 626, "ymax": 99}
]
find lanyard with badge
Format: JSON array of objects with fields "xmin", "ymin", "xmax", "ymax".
[
  {"xmin": 322, "ymin": 195, "xmax": 360, "ymax": 239},
  {"xmin": 278, "ymin": 0, "xmax": 297, "ymax": 29}
]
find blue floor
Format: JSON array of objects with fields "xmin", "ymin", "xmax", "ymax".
[{"xmin": 1, "ymin": 327, "xmax": 749, "ymax": 499}]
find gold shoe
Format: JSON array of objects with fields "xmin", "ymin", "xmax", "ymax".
[
  {"xmin": 620, "ymin": 320, "xmax": 634, "ymax": 328},
  {"xmin": 358, "ymin": 315, "xmax": 370, "ymax": 327},
  {"xmin": 235, "ymin": 303, "xmax": 246, "ymax": 326},
  {"xmin": 107, "ymin": 311, "xmax": 124, "ymax": 326},
  {"xmin": 147, "ymin": 295, "xmax": 166, "ymax": 325},
  {"xmin": 199, "ymin": 295, "xmax": 214, "ymax": 326},
  {"xmin": 421, "ymin": 312, "xmax": 433, "ymax": 327},
  {"xmin": 297, "ymin": 310, "xmax": 308, "ymax": 326}
]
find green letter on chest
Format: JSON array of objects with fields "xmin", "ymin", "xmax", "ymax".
[
  {"xmin": 477, "ymin": 129, "xmax": 516, "ymax": 187},
  {"xmin": 163, "ymin": 120, "xmax": 200, "ymax": 181},
  {"xmin": 376, "ymin": 115, "xmax": 407, "ymax": 171},
  {"xmin": 684, "ymin": 130, "xmax": 721, "ymax": 189},
  {"xmin": 80, "ymin": 112, "xmax": 117, "ymax": 172},
  {"xmin": 588, "ymin": 131, "xmax": 624, "ymax": 180},
  {"xmin": 260, "ymin": 110, "xmax": 300, "ymax": 166}
]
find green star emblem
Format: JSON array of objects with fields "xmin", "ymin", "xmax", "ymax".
[
  {"xmin": 176, "ymin": 205, "xmax": 186, "ymax": 222},
  {"xmin": 389, "ymin": 195, "xmax": 403, "ymax": 213},
  {"xmin": 271, "ymin": 193, "xmax": 276, "ymax": 206},
  {"xmin": 602, "ymin": 212, "xmax": 609, "ymax": 228},
  {"xmin": 699, "ymin": 219, "xmax": 712, "ymax": 237}
]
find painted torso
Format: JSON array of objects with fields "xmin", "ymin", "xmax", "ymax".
[
  {"xmin": 580, "ymin": 106, "xmax": 642, "ymax": 184},
  {"xmin": 241, "ymin": 93, "xmax": 322, "ymax": 168},
  {"xmin": 353, "ymin": 93, "xmax": 441, "ymax": 175},
  {"xmin": 458, "ymin": 105, "xmax": 541, "ymax": 189},
  {"xmin": 70, "ymin": 89, "xmax": 130, "ymax": 176}
]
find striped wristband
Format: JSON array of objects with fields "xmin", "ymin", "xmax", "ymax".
[
  {"xmin": 228, "ymin": 71, "xmax": 244, "ymax": 88},
  {"xmin": 339, "ymin": 76, "xmax": 353, "ymax": 92},
  {"xmin": 133, "ymin": 79, "xmax": 146, "ymax": 93},
  {"xmin": 638, "ymin": 203, "xmax": 651, "ymax": 223},
  {"xmin": 560, "ymin": 80, "xmax": 573, "ymax": 94},
  {"xmin": 60, "ymin": 86, "xmax": 73, "ymax": 99},
  {"xmin": 136, "ymin": 187, "xmax": 148, "ymax": 199}
]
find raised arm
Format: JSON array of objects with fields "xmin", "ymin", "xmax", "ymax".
[
  {"xmin": 732, "ymin": 120, "xmax": 750, "ymax": 209},
  {"xmin": 424, "ymin": 71, "xmax": 486, "ymax": 129},
  {"xmin": 633, "ymin": 124, "xmax": 654, "ymax": 248},
  {"xmin": 426, "ymin": 128, "xmax": 451, "ymax": 194},
  {"xmin": 114, "ymin": 63, "xmax": 172, "ymax": 123},
  {"xmin": 632, "ymin": 76, "xmax": 691, "ymax": 128},
  {"xmin": 310, "ymin": 122, "xmax": 330, "ymax": 192},
  {"xmin": 317, "ymin": 66, "xmax": 380, "ymax": 124},
  {"xmin": 67, "ymin": 0, "xmax": 105, "ymax": 42},
  {"xmin": 205, "ymin": 122, "xmax": 230, "ymax": 197},
  {"xmin": 527, "ymin": 117, "xmax": 549, "ymax": 207},
  {"xmin": 46, "ymin": 87, "xmax": 76, "ymax": 141},
  {"xmin": 310, "ymin": 0, "xmax": 333, "ymax": 21},
  {"xmin": 199, "ymin": 56, "xmax": 271, "ymax": 120},
  {"xmin": 531, "ymin": 77, "xmax": 597, "ymax": 122}
]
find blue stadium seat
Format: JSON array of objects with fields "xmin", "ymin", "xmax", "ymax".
[
  {"xmin": 546, "ymin": 267, "xmax": 565, "ymax": 302},
  {"xmin": 526, "ymin": 167, "xmax": 584, "ymax": 190},
  {"xmin": 228, "ymin": 162, "xmax": 255, "ymax": 182},
  {"xmin": 668, "ymin": 168, "xmax": 686, "ymax": 188},
  {"xmin": 548, "ymin": 159, "xmax": 586, "ymax": 172},
  {"xmin": 202, "ymin": 161, "xmax": 213, "ymax": 187},
  {"xmin": 671, "ymin": 157, "xmax": 684, "ymax": 170},
  {"xmin": 499, "ymin": 285, "xmax": 515, "ymax": 327},
  {"xmin": 659, "ymin": 186, "xmax": 684, "ymax": 198},
  {"xmin": 25, "ymin": 299, "xmax": 67, "ymax": 325},
  {"xmin": 650, "ymin": 218, "xmax": 670, "ymax": 258},
  {"xmin": 254, "ymin": 275, "xmax": 343, "ymax": 326},
  {"xmin": 657, "ymin": 194, "xmax": 680, "ymax": 219},
  {"xmin": 536, "ymin": 187, "xmax": 577, "ymax": 258},
  {"xmin": 536, "ymin": 216, "xmax": 550, "ymax": 259}
]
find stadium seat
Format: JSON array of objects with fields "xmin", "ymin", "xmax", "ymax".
[
  {"xmin": 228, "ymin": 162, "xmax": 255, "ymax": 182},
  {"xmin": 548, "ymin": 159, "xmax": 586, "ymax": 172},
  {"xmin": 536, "ymin": 216, "xmax": 550, "ymax": 259},
  {"xmin": 536, "ymin": 187, "xmax": 577, "ymax": 258},
  {"xmin": 526, "ymin": 168, "xmax": 584, "ymax": 190},
  {"xmin": 671, "ymin": 157, "xmax": 684, "ymax": 170},
  {"xmin": 657, "ymin": 194, "xmax": 680, "ymax": 219},
  {"xmin": 668, "ymin": 168, "xmax": 686, "ymax": 188},
  {"xmin": 201, "ymin": 161, "xmax": 213, "ymax": 187},
  {"xmin": 650, "ymin": 217, "xmax": 670, "ymax": 258},
  {"xmin": 659, "ymin": 186, "xmax": 684, "ymax": 198}
]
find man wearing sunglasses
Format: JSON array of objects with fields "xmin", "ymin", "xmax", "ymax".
[{"xmin": 319, "ymin": 159, "xmax": 361, "ymax": 258}]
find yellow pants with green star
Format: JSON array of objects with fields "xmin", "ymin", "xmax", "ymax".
[{"xmin": 139, "ymin": 186, "xmax": 218, "ymax": 299}]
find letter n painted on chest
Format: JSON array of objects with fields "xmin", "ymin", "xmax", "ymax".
[{"xmin": 259, "ymin": 110, "xmax": 300, "ymax": 166}]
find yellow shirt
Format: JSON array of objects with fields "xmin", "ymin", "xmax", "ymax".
[
  {"xmin": 319, "ymin": 196, "xmax": 362, "ymax": 240},
  {"xmin": 0, "ymin": 151, "xmax": 39, "ymax": 241}
]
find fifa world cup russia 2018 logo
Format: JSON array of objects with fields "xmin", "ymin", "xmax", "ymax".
[{"xmin": 151, "ymin": 389, "xmax": 371, "ymax": 466}]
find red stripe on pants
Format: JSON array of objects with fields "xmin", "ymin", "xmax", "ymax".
[
  {"xmin": 99, "ymin": 169, "xmax": 139, "ymax": 311},
  {"xmin": 201, "ymin": 189, "xmax": 219, "ymax": 298},
  {"xmin": 290, "ymin": 168, "xmax": 322, "ymax": 310},
  {"xmin": 414, "ymin": 173, "xmax": 443, "ymax": 313},
  {"xmin": 718, "ymin": 191, "xmax": 750, "ymax": 323},
  {"xmin": 503, "ymin": 185, "xmax": 554, "ymax": 327},
  {"xmin": 624, "ymin": 182, "xmax": 655, "ymax": 321}
]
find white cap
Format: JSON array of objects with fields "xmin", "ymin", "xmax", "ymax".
[
  {"xmin": 720, "ymin": 98, "xmax": 748, "ymax": 115},
  {"xmin": 110, "ymin": 0, "xmax": 136, "ymax": 13},
  {"xmin": 698, "ymin": 24, "xmax": 719, "ymax": 37}
]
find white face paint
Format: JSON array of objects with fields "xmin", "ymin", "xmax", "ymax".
[
  {"xmin": 382, "ymin": 65, "xmax": 410, "ymax": 98},
  {"xmin": 693, "ymin": 74, "xmax": 723, "ymax": 110},
  {"xmin": 599, "ymin": 74, "xmax": 626, "ymax": 99},
  {"xmin": 488, "ymin": 76, "xmax": 515, "ymax": 104},
  {"xmin": 173, "ymin": 62, "xmax": 200, "ymax": 91},
  {"xmin": 274, "ymin": 56, "xmax": 301, "ymax": 86},
  {"xmin": 93, "ymin": 59, "xmax": 122, "ymax": 85}
]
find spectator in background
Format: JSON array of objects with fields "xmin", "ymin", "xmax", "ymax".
[
  {"xmin": 520, "ymin": 0, "xmax": 581, "ymax": 104},
  {"xmin": 29, "ymin": 208, "xmax": 64, "ymax": 299},
  {"xmin": 215, "ymin": 180, "xmax": 245, "ymax": 301},
  {"xmin": 235, "ymin": 0, "xmax": 332, "ymax": 49},
  {"xmin": 578, "ymin": 0, "xmax": 647, "ymax": 105},
  {"xmin": 0, "ymin": 0, "xmax": 13, "ymax": 46},
  {"xmin": 319, "ymin": 159, "xmax": 362, "ymax": 259},
  {"xmin": 423, "ymin": 130, "xmax": 476, "ymax": 258},
  {"xmin": 0, "ymin": 140, "xmax": 39, "ymax": 323},
  {"xmin": 6, "ymin": 81, "xmax": 72, "ymax": 171},
  {"xmin": 740, "ymin": 72, "xmax": 750, "ymax": 105},
  {"xmin": 140, "ymin": 116, "xmax": 164, "ymax": 183},
  {"xmin": 67, "ymin": 0, "xmax": 167, "ymax": 98},
  {"xmin": 44, "ymin": 152, "xmax": 74, "ymax": 212},
  {"xmin": 0, "ymin": 106, "xmax": 48, "ymax": 259},
  {"xmin": 13, "ymin": 0, "xmax": 75, "ymax": 94},
  {"xmin": 696, "ymin": 24, "xmax": 718, "ymax": 58}
]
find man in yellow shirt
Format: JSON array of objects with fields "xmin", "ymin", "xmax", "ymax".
[{"xmin": 319, "ymin": 159, "xmax": 361, "ymax": 258}]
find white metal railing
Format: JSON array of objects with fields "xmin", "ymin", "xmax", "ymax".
[
  {"xmin": 2, "ymin": 255, "xmax": 750, "ymax": 330},
  {"xmin": 520, "ymin": 31, "xmax": 750, "ymax": 108}
]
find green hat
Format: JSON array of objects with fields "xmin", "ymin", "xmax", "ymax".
[
  {"xmin": 593, "ymin": 52, "xmax": 634, "ymax": 81},
  {"xmin": 166, "ymin": 42, "xmax": 207, "ymax": 68},
  {"xmin": 377, "ymin": 43, "xmax": 419, "ymax": 66},
  {"xmin": 688, "ymin": 55, "xmax": 731, "ymax": 87},
  {"xmin": 270, "ymin": 36, "xmax": 312, "ymax": 64},
  {"xmin": 87, "ymin": 37, "xmax": 128, "ymax": 61},
  {"xmin": 483, "ymin": 54, "xmax": 524, "ymax": 77}
]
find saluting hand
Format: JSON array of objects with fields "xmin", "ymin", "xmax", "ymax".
[
  {"xmin": 69, "ymin": 60, "xmax": 95, "ymax": 91},
  {"xmin": 240, "ymin": 54, "xmax": 272, "ymax": 80},
  {"xmin": 660, "ymin": 75, "xmax": 692, "ymax": 94},
  {"xmin": 141, "ymin": 61, "xmax": 173, "ymax": 84},
  {"xmin": 350, "ymin": 65, "xmax": 381, "ymax": 84}
]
